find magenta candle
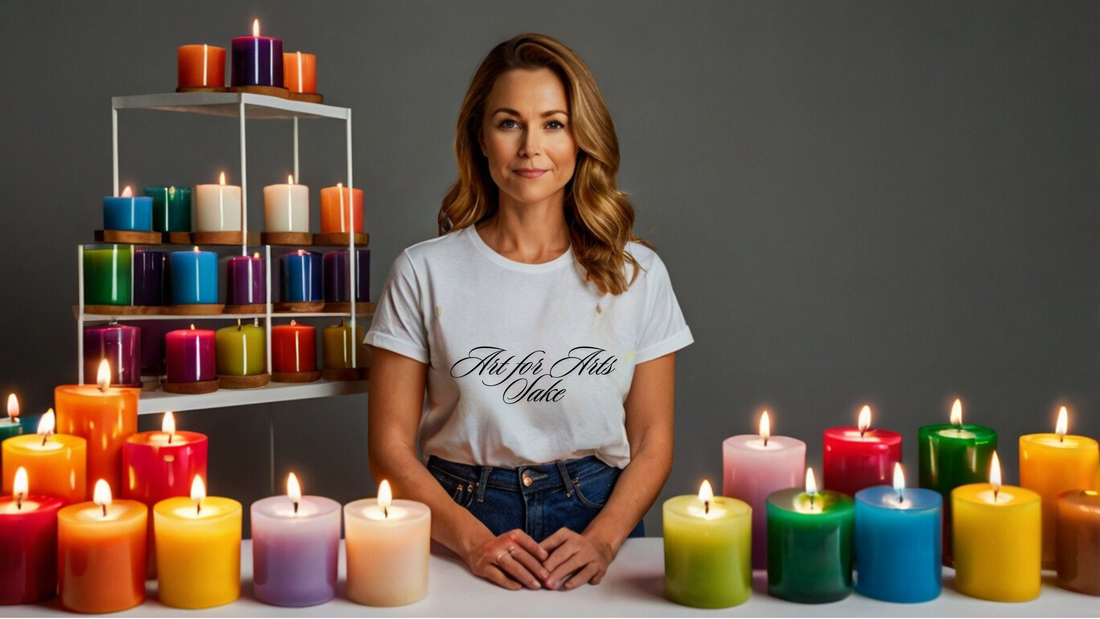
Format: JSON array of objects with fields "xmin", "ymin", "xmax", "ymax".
[
  {"xmin": 165, "ymin": 326, "xmax": 216, "ymax": 383},
  {"xmin": 823, "ymin": 406, "xmax": 902, "ymax": 497},
  {"xmin": 0, "ymin": 472, "xmax": 64, "ymax": 605},
  {"xmin": 231, "ymin": 20, "xmax": 283, "ymax": 88},
  {"xmin": 226, "ymin": 254, "xmax": 265, "ymax": 306},
  {"xmin": 83, "ymin": 323, "xmax": 141, "ymax": 388}
]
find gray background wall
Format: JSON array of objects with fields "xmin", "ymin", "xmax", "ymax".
[{"xmin": 1, "ymin": 2, "xmax": 1096, "ymax": 537}]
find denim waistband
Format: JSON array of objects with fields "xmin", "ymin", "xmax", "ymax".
[{"xmin": 426, "ymin": 455, "xmax": 611, "ymax": 497}]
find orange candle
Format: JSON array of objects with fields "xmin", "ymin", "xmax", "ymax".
[
  {"xmin": 178, "ymin": 44, "xmax": 227, "ymax": 88},
  {"xmin": 58, "ymin": 480, "xmax": 147, "ymax": 613},
  {"xmin": 283, "ymin": 51, "xmax": 317, "ymax": 94},
  {"xmin": 320, "ymin": 183, "xmax": 364, "ymax": 234},
  {"xmin": 1, "ymin": 410, "xmax": 86, "ymax": 505},
  {"xmin": 55, "ymin": 360, "xmax": 139, "ymax": 499}
]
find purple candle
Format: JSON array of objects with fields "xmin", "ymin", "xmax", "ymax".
[
  {"xmin": 227, "ymin": 254, "xmax": 265, "ymax": 305},
  {"xmin": 231, "ymin": 20, "xmax": 283, "ymax": 87},
  {"xmin": 133, "ymin": 250, "xmax": 166, "ymax": 306},
  {"xmin": 83, "ymin": 324, "xmax": 141, "ymax": 387},
  {"xmin": 322, "ymin": 249, "xmax": 370, "ymax": 303},
  {"xmin": 165, "ymin": 326, "xmax": 215, "ymax": 383}
]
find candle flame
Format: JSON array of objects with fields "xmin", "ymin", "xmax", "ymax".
[
  {"xmin": 950, "ymin": 399, "xmax": 963, "ymax": 426},
  {"xmin": 698, "ymin": 479, "xmax": 713, "ymax": 514},
  {"xmin": 337, "ymin": 182, "xmax": 343, "ymax": 189},
  {"xmin": 1056, "ymin": 406, "xmax": 1068, "ymax": 439},
  {"xmin": 121, "ymin": 186, "xmax": 133, "ymax": 198},
  {"xmin": 37, "ymin": 409, "xmax": 55, "ymax": 437},
  {"xmin": 96, "ymin": 358, "xmax": 111, "ymax": 391},
  {"xmin": 290, "ymin": 319, "xmax": 298, "ymax": 326},
  {"xmin": 162, "ymin": 411, "xmax": 176, "ymax": 437},
  {"xmin": 252, "ymin": 18, "xmax": 260, "ymax": 37},
  {"xmin": 858, "ymin": 405, "xmax": 871, "ymax": 435},
  {"xmin": 253, "ymin": 252, "xmax": 261, "ymax": 259},
  {"xmin": 805, "ymin": 467, "xmax": 817, "ymax": 496},
  {"xmin": 288, "ymin": 174, "xmax": 294, "ymax": 185},
  {"xmin": 990, "ymin": 451, "xmax": 1002, "ymax": 497},
  {"xmin": 13, "ymin": 467, "xmax": 28, "ymax": 503},
  {"xmin": 190, "ymin": 324, "xmax": 196, "ymax": 330},
  {"xmin": 219, "ymin": 171, "xmax": 226, "ymax": 186},
  {"xmin": 287, "ymin": 472, "xmax": 302, "ymax": 503},
  {"xmin": 759, "ymin": 410, "xmax": 770, "ymax": 445},
  {"xmin": 6, "ymin": 394, "xmax": 18, "ymax": 421},
  {"xmin": 893, "ymin": 462, "xmax": 905, "ymax": 503},
  {"xmin": 93, "ymin": 479, "xmax": 112, "ymax": 514},
  {"xmin": 378, "ymin": 479, "xmax": 393, "ymax": 517},
  {"xmin": 191, "ymin": 475, "xmax": 206, "ymax": 502}
]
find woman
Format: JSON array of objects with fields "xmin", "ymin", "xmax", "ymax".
[{"xmin": 366, "ymin": 33, "xmax": 692, "ymax": 591}]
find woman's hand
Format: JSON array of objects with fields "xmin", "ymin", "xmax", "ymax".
[
  {"xmin": 466, "ymin": 530, "xmax": 549, "ymax": 590},
  {"xmin": 539, "ymin": 528, "xmax": 616, "ymax": 590}
]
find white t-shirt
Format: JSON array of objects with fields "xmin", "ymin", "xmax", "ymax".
[{"xmin": 365, "ymin": 226, "xmax": 693, "ymax": 469}]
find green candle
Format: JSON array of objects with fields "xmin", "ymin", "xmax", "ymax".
[
  {"xmin": 83, "ymin": 246, "xmax": 132, "ymax": 306},
  {"xmin": 663, "ymin": 481, "xmax": 751, "ymax": 608},
  {"xmin": 215, "ymin": 321, "xmax": 266, "ymax": 376},
  {"xmin": 144, "ymin": 186, "xmax": 191, "ymax": 233}
]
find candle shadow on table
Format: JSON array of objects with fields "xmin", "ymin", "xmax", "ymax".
[
  {"xmin": 615, "ymin": 574, "xmax": 665, "ymax": 601},
  {"xmin": 752, "ymin": 570, "xmax": 769, "ymax": 595}
]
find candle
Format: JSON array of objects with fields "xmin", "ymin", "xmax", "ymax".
[
  {"xmin": 2, "ymin": 411, "xmax": 87, "ymax": 505},
  {"xmin": 195, "ymin": 172, "xmax": 242, "ymax": 232},
  {"xmin": 322, "ymin": 320, "xmax": 367, "ymax": 370},
  {"xmin": 322, "ymin": 249, "xmax": 371, "ymax": 304},
  {"xmin": 272, "ymin": 321, "xmax": 317, "ymax": 373},
  {"xmin": 264, "ymin": 175, "xmax": 310, "ymax": 233},
  {"xmin": 55, "ymin": 361, "xmax": 139, "ymax": 500},
  {"xmin": 283, "ymin": 51, "xmax": 317, "ymax": 94},
  {"xmin": 58, "ymin": 480, "xmax": 147, "ymax": 613},
  {"xmin": 251, "ymin": 473, "xmax": 341, "ymax": 607},
  {"xmin": 952, "ymin": 452, "xmax": 1041, "ymax": 602},
  {"xmin": 319, "ymin": 183, "xmax": 364, "ymax": 234},
  {"xmin": 83, "ymin": 322, "xmax": 141, "ymax": 387},
  {"xmin": 154, "ymin": 476, "xmax": 242, "ymax": 609},
  {"xmin": 132, "ymin": 249, "xmax": 166, "ymax": 306},
  {"xmin": 722, "ymin": 410, "xmax": 805, "ymax": 569},
  {"xmin": 83, "ymin": 244, "xmax": 132, "ymax": 306},
  {"xmin": 166, "ymin": 324, "xmax": 216, "ymax": 383},
  {"xmin": 663, "ymin": 480, "xmax": 751, "ymax": 608},
  {"xmin": 178, "ymin": 44, "xmax": 226, "ymax": 89},
  {"xmin": 103, "ymin": 186, "xmax": 153, "ymax": 231},
  {"xmin": 1056, "ymin": 490, "xmax": 1100, "ymax": 595},
  {"xmin": 345, "ymin": 481, "xmax": 431, "ymax": 606},
  {"xmin": 0, "ymin": 468, "xmax": 64, "ymax": 605},
  {"xmin": 144, "ymin": 186, "xmax": 192, "ymax": 233},
  {"xmin": 1019, "ymin": 406, "xmax": 1099, "ymax": 567},
  {"xmin": 281, "ymin": 250, "xmax": 323, "ymax": 302},
  {"xmin": 231, "ymin": 19, "xmax": 283, "ymax": 88},
  {"xmin": 216, "ymin": 320, "xmax": 266, "ymax": 376},
  {"xmin": 823, "ymin": 405, "xmax": 902, "ymax": 497},
  {"xmin": 227, "ymin": 253, "xmax": 265, "ymax": 305},
  {"xmin": 168, "ymin": 247, "xmax": 218, "ymax": 304},
  {"xmin": 0, "ymin": 394, "xmax": 38, "ymax": 444},
  {"xmin": 766, "ymin": 468, "xmax": 855, "ymax": 603},
  {"xmin": 853, "ymin": 464, "xmax": 942, "ymax": 603}
]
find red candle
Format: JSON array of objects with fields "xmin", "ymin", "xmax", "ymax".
[
  {"xmin": 0, "ymin": 468, "xmax": 63, "ymax": 605},
  {"xmin": 823, "ymin": 405, "xmax": 902, "ymax": 497},
  {"xmin": 165, "ymin": 325, "xmax": 216, "ymax": 383},
  {"xmin": 271, "ymin": 321, "xmax": 316, "ymax": 373}
]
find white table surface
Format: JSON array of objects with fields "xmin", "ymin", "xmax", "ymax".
[{"xmin": 9, "ymin": 538, "xmax": 1096, "ymax": 617}]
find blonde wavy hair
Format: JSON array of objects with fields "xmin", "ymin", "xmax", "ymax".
[{"xmin": 439, "ymin": 33, "xmax": 649, "ymax": 295}]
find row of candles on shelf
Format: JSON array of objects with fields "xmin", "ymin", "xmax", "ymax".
[
  {"xmin": 178, "ymin": 20, "xmax": 318, "ymax": 95},
  {"xmin": 104, "ymin": 178, "xmax": 364, "ymax": 237}
]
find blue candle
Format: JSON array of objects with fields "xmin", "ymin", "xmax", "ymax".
[
  {"xmin": 168, "ymin": 248, "xmax": 218, "ymax": 304},
  {"xmin": 281, "ymin": 250, "xmax": 322, "ymax": 303},
  {"xmin": 103, "ymin": 187, "xmax": 153, "ymax": 231},
  {"xmin": 231, "ymin": 20, "xmax": 283, "ymax": 87},
  {"xmin": 854, "ymin": 468, "xmax": 942, "ymax": 603}
]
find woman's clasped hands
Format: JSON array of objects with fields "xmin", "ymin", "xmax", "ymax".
[{"xmin": 468, "ymin": 529, "xmax": 615, "ymax": 591}]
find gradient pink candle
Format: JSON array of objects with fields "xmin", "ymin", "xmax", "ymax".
[
  {"xmin": 165, "ymin": 325, "xmax": 215, "ymax": 383},
  {"xmin": 823, "ymin": 405, "xmax": 902, "ymax": 498}
]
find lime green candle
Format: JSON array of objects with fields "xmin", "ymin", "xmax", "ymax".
[
  {"xmin": 663, "ymin": 481, "xmax": 751, "ymax": 608},
  {"xmin": 83, "ymin": 246, "xmax": 132, "ymax": 306},
  {"xmin": 215, "ymin": 321, "xmax": 265, "ymax": 376}
]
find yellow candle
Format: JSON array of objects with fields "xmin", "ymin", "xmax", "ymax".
[
  {"xmin": 1, "ymin": 410, "xmax": 86, "ymax": 505},
  {"xmin": 153, "ymin": 475, "xmax": 242, "ymax": 609},
  {"xmin": 1018, "ymin": 406, "xmax": 1099, "ymax": 567},
  {"xmin": 215, "ymin": 320, "xmax": 266, "ymax": 376},
  {"xmin": 322, "ymin": 320, "xmax": 366, "ymax": 369},
  {"xmin": 345, "ymin": 480, "xmax": 430, "ymax": 606}
]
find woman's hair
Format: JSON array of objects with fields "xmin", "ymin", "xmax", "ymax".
[{"xmin": 439, "ymin": 33, "xmax": 649, "ymax": 295}]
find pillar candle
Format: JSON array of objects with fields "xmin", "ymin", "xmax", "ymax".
[
  {"xmin": 169, "ymin": 248, "xmax": 218, "ymax": 304},
  {"xmin": 83, "ymin": 322, "xmax": 141, "ymax": 388},
  {"xmin": 322, "ymin": 249, "xmax": 371, "ymax": 304},
  {"xmin": 83, "ymin": 245, "xmax": 132, "ymax": 306},
  {"xmin": 103, "ymin": 186, "xmax": 153, "ymax": 231},
  {"xmin": 823, "ymin": 405, "xmax": 902, "ymax": 497},
  {"xmin": 722, "ymin": 410, "xmax": 805, "ymax": 569},
  {"xmin": 226, "ymin": 253, "xmax": 265, "ymax": 305},
  {"xmin": 766, "ymin": 470, "xmax": 854, "ymax": 603},
  {"xmin": 178, "ymin": 44, "xmax": 226, "ymax": 89},
  {"xmin": 251, "ymin": 474, "xmax": 340, "ymax": 607},
  {"xmin": 264, "ymin": 175, "xmax": 309, "ymax": 233},
  {"xmin": 0, "ymin": 468, "xmax": 63, "ymax": 605},
  {"xmin": 281, "ymin": 250, "xmax": 322, "ymax": 302},
  {"xmin": 166, "ymin": 325, "xmax": 216, "ymax": 383},
  {"xmin": 216, "ymin": 320, "xmax": 266, "ymax": 376},
  {"xmin": 58, "ymin": 481, "xmax": 146, "ymax": 613},
  {"xmin": 663, "ymin": 481, "xmax": 751, "ymax": 608},
  {"xmin": 231, "ymin": 20, "xmax": 283, "ymax": 87},
  {"xmin": 319, "ymin": 183, "xmax": 364, "ymax": 234},
  {"xmin": 345, "ymin": 481, "xmax": 430, "ymax": 607},
  {"xmin": 283, "ymin": 51, "xmax": 317, "ymax": 94},
  {"xmin": 195, "ymin": 172, "xmax": 242, "ymax": 232},
  {"xmin": 1019, "ymin": 406, "xmax": 1100, "ymax": 568},
  {"xmin": 0, "ymin": 395, "xmax": 37, "ymax": 444},
  {"xmin": 272, "ymin": 321, "xmax": 317, "ymax": 373},
  {"xmin": 154, "ymin": 477, "xmax": 242, "ymax": 609},
  {"xmin": 132, "ymin": 249, "xmax": 166, "ymax": 306},
  {"xmin": 145, "ymin": 186, "xmax": 192, "ymax": 233},
  {"xmin": 2, "ymin": 412, "xmax": 86, "ymax": 505},
  {"xmin": 322, "ymin": 320, "xmax": 367, "ymax": 370},
  {"xmin": 1056, "ymin": 490, "xmax": 1100, "ymax": 595},
  {"xmin": 853, "ymin": 465, "xmax": 942, "ymax": 603}
]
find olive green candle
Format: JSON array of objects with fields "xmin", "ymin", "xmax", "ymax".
[
  {"xmin": 766, "ymin": 485, "xmax": 854, "ymax": 603},
  {"xmin": 145, "ymin": 186, "xmax": 191, "ymax": 233},
  {"xmin": 83, "ymin": 246, "xmax": 132, "ymax": 306}
]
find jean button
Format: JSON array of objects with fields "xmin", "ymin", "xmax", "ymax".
[{"xmin": 522, "ymin": 473, "xmax": 533, "ymax": 487}]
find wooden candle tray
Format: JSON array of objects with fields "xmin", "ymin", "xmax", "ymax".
[
  {"xmin": 313, "ymin": 232, "xmax": 369, "ymax": 247},
  {"xmin": 218, "ymin": 373, "xmax": 271, "ymax": 389},
  {"xmin": 273, "ymin": 301, "xmax": 325, "ymax": 313},
  {"xmin": 163, "ymin": 232, "xmax": 193, "ymax": 245},
  {"xmin": 176, "ymin": 86, "xmax": 229, "ymax": 93},
  {"xmin": 190, "ymin": 231, "xmax": 261, "ymax": 246},
  {"xmin": 288, "ymin": 92, "xmax": 323, "ymax": 103},
  {"xmin": 161, "ymin": 378, "xmax": 220, "ymax": 394},
  {"xmin": 321, "ymin": 301, "xmax": 374, "ymax": 315},
  {"xmin": 95, "ymin": 229, "xmax": 163, "ymax": 245},
  {"xmin": 229, "ymin": 85, "xmax": 289, "ymax": 98},
  {"xmin": 223, "ymin": 304, "xmax": 267, "ymax": 315},
  {"xmin": 261, "ymin": 232, "xmax": 312, "ymax": 246},
  {"xmin": 161, "ymin": 304, "xmax": 226, "ymax": 315},
  {"xmin": 271, "ymin": 370, "xmax": 322, "ymax": 383}
]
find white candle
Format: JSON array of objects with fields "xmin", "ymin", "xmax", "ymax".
[
  {"xmin": 194, "ymin": 172, "xmax": 242, "ymax": 232},
  {"xmin": 344, "ymin": 481, "xmax": 430, "ymax": 607},
  {"xmin": 263, "ymin": 175, "xmax": 310, "ymax": 233}
]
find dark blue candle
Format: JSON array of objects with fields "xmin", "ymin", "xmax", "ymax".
[
  {"xmin": 227, "ymin": 254, "xmax": 266, "ymax": 305},
  {"xmin": 231, "ymin": 20, "xmax": 283, "ymax": 87},
  {"xmin": 322, "ymin": 250, "xmax": 370, "ymax": 303},
  {"xmin": 281, "ymin": 250, "xmax": 322, "ymax": 302},
  {"xmin": 854, "ymin": 483, "xmax": 942, "ymax": 603},
  {"xmin": 132, "ymin": 250, "xmax": 165, "ymax": 306},
  {"xmin": 103, "ymin": 187, "xmax": 153, "ymax": 231},
  {"xmin": 168, "ymin": 248, "xmax": 218, "ymax": 304}
]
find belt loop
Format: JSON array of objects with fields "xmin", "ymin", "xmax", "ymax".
[
  {"xmin": 556, "ymin": 461, "xmax": 578, "ymax": 498},
  {"xmin": 476, "ymin": 466, "xmax": 491, "ymax": 503}
]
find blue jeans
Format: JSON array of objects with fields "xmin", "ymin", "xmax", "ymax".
[{"xmin": 427, "ymin": 455, "xmax": 645, "ymax": 543}]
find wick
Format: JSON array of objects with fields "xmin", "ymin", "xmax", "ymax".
[
  {"xmin": 1060, "ymin": 434, "xmax": 1064, "ymax": 444},
  {"xmin": 102, "ymin": 504, "xmax": 107, "ymax": 517},
  {"xmin": 168, "ymin": 433, "xmax": 173, "ymax": 445},
  {"xmin": 383, "ymin": 506, "xmax": 389, "ymax": 518},
  {"xmin": 293, "ymin": 501, "xmax": 299, "ymax": 514},
  {"xmin": 41, "ymin": 433, "xmax": 48, "ymax": 446},
  {"xmin": 860, "ymin": 428, "xmax": 866, "ymax": 438},
  {"xmin": 809, "ymin": 494, "xmax": 816, "ymax": 510},
  {"xmin": 897, "ymin": 491, "xmax": 904, "ymax": 505},
  {"xmin": 196, "ymin": 501, "xmax": 202, "ymax": 516},
  {"xmin": 16, "ymin": 495, "xmax": 22, "ymax": 510},
  {"xmin": 99, "ymin": 384, "xmax": 107, "ymax": 394},
  {"xmin": 704, "ymin": 500, "xmax": 710, "ymax": 515},
  {"xmin": 763, "ymin": 436, "xmax": 768, "ymax": 447},
  {"xmin": 993, "ymin": 488, "xmax": 999, "ymax": 502}
]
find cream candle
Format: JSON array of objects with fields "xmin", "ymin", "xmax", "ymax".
[
  {"xmin": 263, "ymin": 175, "xmax": 309, "ymax": 233},
  {"xmin": 195, "ymin": 172, "xmax": 242, "ymax": 232},
  {"xmin": 345, "ymin": 481, "xmax": 430, "ymax": 606}
]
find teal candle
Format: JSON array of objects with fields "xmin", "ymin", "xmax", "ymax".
[
  {"xmin": 854, "ymin": 483, "xmax": 942, "ymax": 603},
  {"xmin": 168, "ymin": 248, "xmax": 218, "ymax": 305},
  {"xmin": 0, "ymin": 396, "xmax": 41, "ymax": 472},
  {"xmin": 145, "ymin": 186, "xmax": 192, "ymax": 232},
  {"xmin": 83, "ymin": 245, "xmax": 132, "ymax": 306},
  {"xmin": 103, "ymin": 187, "xmax": 153, "ymax": 231},
  {"xmin": 766, "ymin": 478, "xmax": 854, "ymax": 603}
]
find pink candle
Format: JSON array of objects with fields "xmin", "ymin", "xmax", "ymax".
[
  {"xmin": 823, "ymin": 405, "xmax": 902, "ymax": 497},
  {"xmin": 722, "ymin": 410, "xmax": 805, "ymax": 569},
  {"xmin": 165, "ymin": 325, "xmax": 216, "ymax": 383}
]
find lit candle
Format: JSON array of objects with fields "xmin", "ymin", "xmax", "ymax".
[
  {"xmin": 194, "ymin": 172, "xmax": 242, "ymax": 232},
  {"xmin": 322, "ymin": 249, "xmax": 371, "ymax": 304},
  {"xmin": 54, "ymin": 360, "xmax": 138, "ymax": 500},
  {"xmin": 280, "ymin": 249, "xmax": 323, "ymax": 302},
  {"xmin": 2, "ymin": 410, "xmax": 87, "ymax": 505},
  {"xmin": 765, "ymin": 468, "xmax": 855, "ymax": 603},
  {"xmin": 178, "ymin": 44, "xmax": 226, "ymax": 89},
  {"xmin": 345, "ymin": 480, "xmax": 431, "ymax": 606},
  {"xmin": 227, "ymin": 252, "xmax": 265, "ymax": 306},
  {"xmin": 853, "ymin": 464, "xmax": 942, "ymax": 603},
  {"xmin": 82, "ymin": 244, "xmax": 132, "ymax": 306},
  {"xmin": 722, "ymin": 410, "xmax": 805, "ymax": 569},
  {"xmin": 166, "ymin": 324, "xmax": 217, "ymax": 383},
  {"xmin": 168, "ymin": 246, "xmax": 218, "ymax": 304},
  {"xmin": 823, "ymin": 405, "xmax": 902, "ymax": 497},
  {"xmin": 0, "ymin": 467, "xmax": 64, "ymax": 605},
  {"xmin": 154, "ymin": 476, "xmax": 243, "ymax": 609},
  {"xmin": 663, "ymin": 480, "xmax": 751, "ymax": 608},
  {"xmin": 82, "ymin": 322, "xmax": 141, "ymax": 387},
  {"xmin": 264, "ymin": 174, "xmax": 310, "ymax": 233},
  {"xmin": 952, "ymin": 452, "xmax": 1041, "ymax": 602},
  {"xmin": 0, "ymin": 394, "xmax": 38, "ymax": 444},
  {"xmin": 251, "ymin": 473, "xmax": 341, "ymax": 607},
  {"xmin": 102, "ymin": 185, "xmax": 153, "ymax": 232},
  {"xmin": 231, "ymin": 19, "xmax": 283, "ymax": 88},
  {"xmin": 144, "ymin": 185, "xmax": 192, "ymax": 233},
  {"xmin": 283, "ymin": 51, "xmax": 317, "ymax": 94},
  {"xmin": 57, "ymin": 480, "xmax": 147, "ymax": 613},
  {"xmin": 319, "ymin": 183, "xmax": 364, "ymax": 234},
  {"xmin": 132, "ymin": 248, "xmax": 167, "ymax": 306},
  {"xmin": 1019, "ymin": 405, "xmax": 1099, "ymax": 568},
  {"xmin": 1055, "ymin": 489, "xmax": 1100, "ymax": 595},
  {"xmin": 322, "ymin": 319, "xmax": 367, "ymax": 370},
  {"xmin": 272, "ymin": 321, "xmax": 318, "ymax": 375},
  {"xmin": 216, "ymin": 319, "xmax": 266, "ymax": 376}
]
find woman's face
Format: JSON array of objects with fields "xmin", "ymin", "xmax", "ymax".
[{"xmin": 479, "ymin": 68, "xmax": 578, "ymax": 211}]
